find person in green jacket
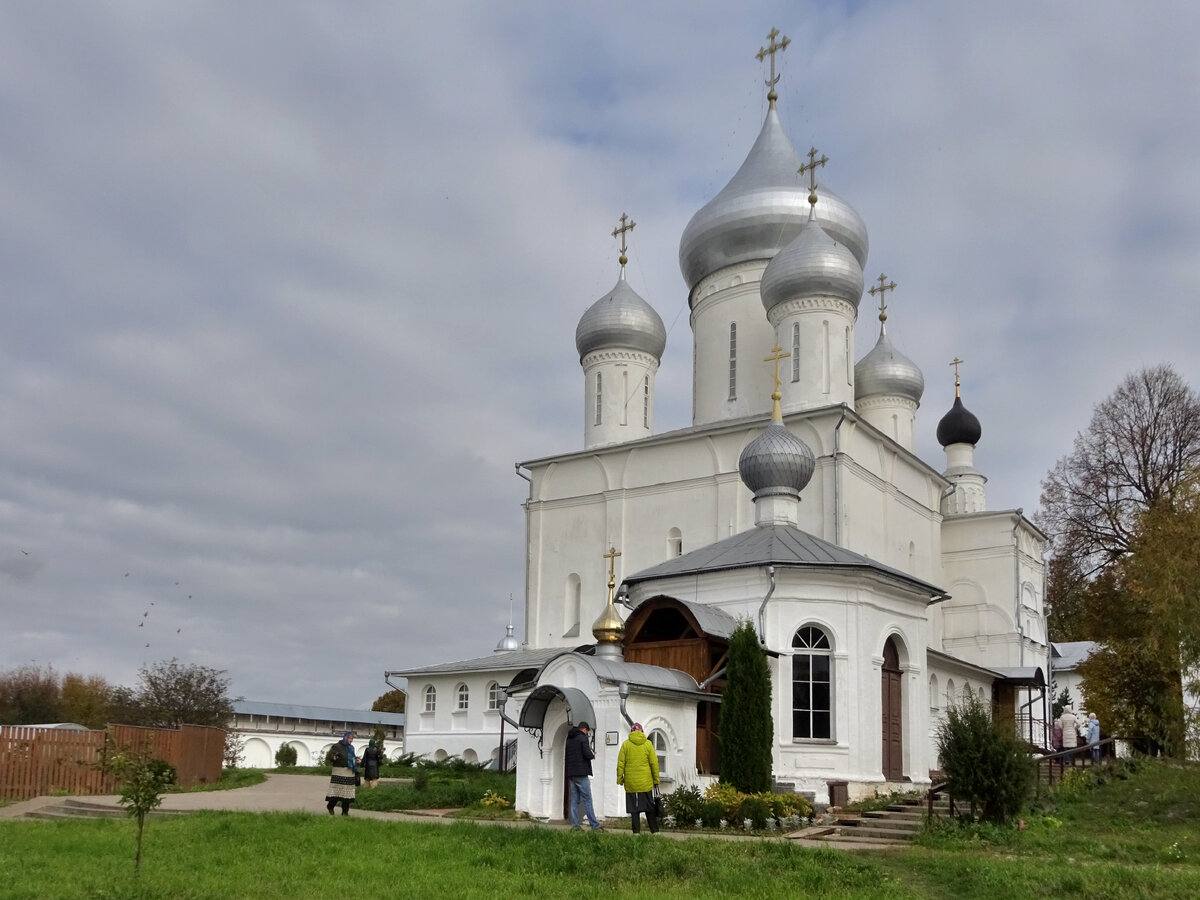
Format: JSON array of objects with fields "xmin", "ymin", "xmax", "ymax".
[{"xmin": 616, "ymin": 723, "xmax": 660, "ymax": 833}]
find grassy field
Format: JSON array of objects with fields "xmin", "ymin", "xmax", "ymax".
[{"xmin": 1, "ymin": 759, "xmax": 1196, "ymax": 899}]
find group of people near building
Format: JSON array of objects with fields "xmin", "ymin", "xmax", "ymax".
[
  {"xmin": 1053, "ymin": 709, "xmax": 1102, "ymax": 762},
  {"xmin": 566, "ymin": 721, "xmax": 661, "ymax": 833},
  {"xmin": 324, "ymin": 731, "xmax": 383, "ymax": 816}
]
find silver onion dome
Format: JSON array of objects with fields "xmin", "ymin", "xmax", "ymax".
[
  {"xmin": 678, "ymin": 106, "xmax": 869, "ymax": 292},
  {"xmin": 575, "ymin": 276, "xmax": 667, "ymax": 361},
  {"xmin": 855, "ymin": 329, "xmax": 925, "ymax": 403},
  {"xmin": 494, "ymin": 623, "xmax": 519, "ymax": 653},
  {"xmin": 937, "ymin": 396, "xmax": 982, "ymax": 447},
  {"xmin": 738, "ymin": 421, "xmax": 815, "ymax": 498},
  {"xmin": 760, "ymin": 211, "xmax": 864, "ymax": 313}
]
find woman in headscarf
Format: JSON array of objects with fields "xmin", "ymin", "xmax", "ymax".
[
  {"xmin": 363, "ymin": 737, "xmax": 382, "ymax": 788},
  {"xmin": 325, "ymin": 731, "xmax": 358, "ymax": 815}
]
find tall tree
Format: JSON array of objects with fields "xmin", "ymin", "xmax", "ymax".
[
  {"xmin": 134, "ymin": 659, "xmax": 237, "ymax": 728},
  {"xmin": 1039, "ymin": 364, "xmax": 1200, "ymax": 637},
  {"xmin": 0, "ymin": 665, "xmax": 62, "ymax": 725},
  {"xmin": 718, "ymin": 621, "xmax": 773, "ymax": 793},
  {"xmin": 60, "ymin": 673, "xmax": 113, "ymax": 729},
  {"xmin": 371, "ymin": 689, "xmax": 406, "ymax": 714}
]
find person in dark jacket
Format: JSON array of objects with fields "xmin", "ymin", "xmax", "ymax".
[
  {"xmin": 325, "ymin": 731, "xmax": 358, "ymax": 815},
  {"xmin": 565, "ymin": 720, "xmax": 602, "ymax": 830},
  {"xmin": 362, "ymin": 738, "xmax": 382, "ymax": 788}
]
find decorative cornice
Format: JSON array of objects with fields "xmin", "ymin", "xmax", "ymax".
[
  {"xmin": 581, "ymin": 350, "xmax": 661, "ymax": 369},
  {"xmin": 855, "ymin": 395, "xmax": 919, "ymax": 412},
  {"xmin": 767, "ymin": 295, "xmax": 859, "ymax": 324}
]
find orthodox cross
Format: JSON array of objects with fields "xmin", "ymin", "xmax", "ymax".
[
  {"xmin": 756, "ymin": 28, "xmax": 790, "ymax": 102},
  {"xmin": 603, "ymin": 546, "xmax": 622, "ymax": 590},
  {"xmin": 868, "ymin": 274, "xmax": 897, "ymax": 323},
  {"xmin": 612, "ymin": 213, "xmax": 636, "ymax": 272},
  {"xmin": 764, "ymin": 343, "xmax": 790, "ymax": 420},
  {"xmin": 799, "ymin": 147, "xmax": 828, "ymax": 206},
  {"xmin": 949, "ymin": 357, "xmax": 964, "ymax": 397}
]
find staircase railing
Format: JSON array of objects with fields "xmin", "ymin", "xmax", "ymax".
[{"xmin": 1035, "ymin": 737, "xmax": 1117, "ymax": 790}]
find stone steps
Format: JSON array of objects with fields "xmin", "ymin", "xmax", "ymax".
[
  {"xmin": 24, "ymin": 798, "xmax": 187, "ymax": 821},
  {"xmin": 804, "ymin": 797, "xmax": 944, "ymax": 847}
]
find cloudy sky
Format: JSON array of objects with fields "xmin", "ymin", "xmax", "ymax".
[{"xmin": 2, "ymin": 1, "xmax": 1197, "ymax": 710}]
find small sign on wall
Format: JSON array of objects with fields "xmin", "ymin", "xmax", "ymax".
[{"xmin": 606, "ymin": 731, "xmax": 619, "ymax": 746}]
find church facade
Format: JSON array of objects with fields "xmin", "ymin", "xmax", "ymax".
[{"xmin": 392, "ymin": 32, "xmax": 1049, "ymax": 818}]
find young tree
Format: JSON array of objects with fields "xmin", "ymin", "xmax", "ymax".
[
  {"xmin": 937, "ymin": 693, "xmax": 1035, "ymax": 824},
  {"xmin": 1040, "ymin": 364, "xmax": 1200, "ymax": 637},
  {"xmin": 135, "ymin": 658, "xmax": 237, "ymax": 728},
  {"xmin": 371, "ymin": 689, "xmax": 406, "ymax": 714},
  {"xmin": 102, "ymin": 744, "xmax": 176, "ymax": 873},
  {"xmin": 718, "ymin": 621, "xmax": 773, "ymax": 793}
]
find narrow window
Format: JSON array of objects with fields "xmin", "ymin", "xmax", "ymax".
[
  {"xmin": 456, "ymin": 683, "xmax": 469, "ymax": 712},
  {"xmin": 845, "ymin": 326, "xmax": 852, "ymax": 385},
  {"xmin": 621, "ymin": 370, "xmax": 629, "ymax": 426},
  {"xmin": 728, "ymin": 323, "xmax": 737, "ymax": 400},
  {"xmin": 822, "ymin": 321, "xmax": 830, "ymax": 394},
  {"xmin": 791, "ymin": 322, "xmax": 800, "ymax": 382},
  {"xmin": 667, "ymin": 527, "xmax": 682, "ymax": 558},
  {"xmin": 564, "ymin": 574, "xmax": 581, "ymax": 637},
  {"xmin": 487, "ymin": 681, "xmax": 501, "ymax": 711},
  {"xmin": 649, "ymin": 729, "xmax": 668, "ymax": 778},
  {"xmin": 594, "ymin": 373, "xmax": 602, "ymax": 426},
  {"xmin": 423, "ymin": 685, "xmax": 436, "ymax": 713},
  {"xmin": 643, "ymin": 375, "xmax": 649, "ymax": 428},
  {"xmin": 792, "ymin": 626, "xmax": 833, "ymax": 739}
]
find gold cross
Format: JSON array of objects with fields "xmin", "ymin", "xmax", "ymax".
[
  {"xmin": 764, "ymin": 343, "xmax": 790, "ymax": 395},
  {"xmin": 755, "ymin": 28, "xmax": 790, "ymax": 102},
  {"xmin": 612, "ymin": 213, "xmax": 636, "ymax": 271},
  {"xmin": 868, "ymin": 274, "xmax": 897, "ymax": 323},
  {"xmin": 603, "ymin": 546, "xmax": 622, "ymax": 588},
  {"xmin": 799, "ymin": 147, "xmax": 828, "ymax": 206},
  {"xmin": 949, "ymin": 357, "xmax": 964, "ymax": 397}
]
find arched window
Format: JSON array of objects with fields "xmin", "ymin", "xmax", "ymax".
[
  {"xmin": 423, "ymin": 685, "xmax": 436, "ymax": 713},
  {"xmin": 649, "ymin": 729, "xmax": 668, "ymax": 778},
  {"xmin": 564, "ymin": 574, "xmax": 581, "ymax": 637},
  {"xmin": 456, "ymin": 682, "xmax": 469, "ymax": 712},
  {"xmin": 487, "ymin": 681, "xmax": 501, "ymax": 711},
  {"xmin": 667, "ymin": 527, "xmax": 682, "ymax": 558},
  {"xmin": 728, "ymin": 323, "xmax": 737, "ymax": 400},
  {"xmin": 945, "ymin": 678, "xmax": 956, "ymax": 709},
  {"xmin": 792, "ymin": 625, "xmax": 833, "ymax": 739},
  {"xmin": 929, "ymin": 674, "xmax": 940, "ymax": 712},
  {"xmin": 594, "ymin": 373, "xmax": 603, "ymax": 426},
  {"xmin": 791, "ymin": 322, "xmax": 800, "ymax": 382},
  {"xmin": 621, "ymin": 370, "xmax": 629, "ymax": 426},
  {"xmin": 643, "ymin": 375, "xmax": 649, "ymax": 428}
]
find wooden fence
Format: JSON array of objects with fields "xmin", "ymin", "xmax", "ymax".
[{"xmin": 0, "ymin": 723, "xmax": 226, "ymax": 801}]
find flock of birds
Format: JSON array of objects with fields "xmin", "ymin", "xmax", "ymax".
[{"xmin": 127, "ymin": 572, "xmax": 192, "ymax": 651}]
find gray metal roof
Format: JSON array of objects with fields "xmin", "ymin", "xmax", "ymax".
[
  {"xmin": 629, "ymin": 596, "xmax": 740, "ymax": 641},
  {"xmin": 389, "ymin": 646, "xmax": 576, "ymax": 678},
  {"xmin": 575, "ymin": 276, "xmax": 666, "ymax": 360},
  {"xmin": 738, "ymin": 420, "xmax": 814, "ymax": 497},
  {"xmin": 855, "ymin": 326, "xmax": 925, "ymax": 403},
  {"xmin": 536, "ymin": 650, "xmax": 706, "ymax": 697},
  {"xmin": 760, "ymin": 211, "xmax": 864, "ymax": 313},
  {"xmin": 1051, "ymin": 641, "xmax": 1100, "ymax": 671},
  {"xmin": 623, "ymin": 522, "xmax": 946, "ymax": 598},
  {"xmin": 233, "ymin": 700, "xmax": 405, "ymax": 727}
]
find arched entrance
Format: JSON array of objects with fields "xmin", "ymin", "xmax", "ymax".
[{"xmin": 881, "ymin": 637, "xmax": 903, "ymax": 781}]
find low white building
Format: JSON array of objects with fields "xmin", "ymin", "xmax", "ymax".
[{"xmin": 229, "ymin": 701, "xmax": 405, "ymax": 768}]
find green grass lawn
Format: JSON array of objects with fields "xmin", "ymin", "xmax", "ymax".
[{"xmin": 1, "ymin": 758, "xmax": 1196, "ymax": 899}]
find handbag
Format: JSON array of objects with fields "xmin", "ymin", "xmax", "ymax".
[
  {"xmin": 651, "ymin": 786, "xmax": 663, "ymax": 817},
  {"xmin": 354, "ymin": 773, "xmax": 362, "ymax": 787}
]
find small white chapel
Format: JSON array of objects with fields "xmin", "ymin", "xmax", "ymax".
[{"xmin": 390, "ymin": 29, "xmax": 1050, "ymax": 819}]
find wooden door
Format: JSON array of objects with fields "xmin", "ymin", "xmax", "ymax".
[{"xmin": 881, "ymin": 638, "xmax": 903, "ymax": 781}]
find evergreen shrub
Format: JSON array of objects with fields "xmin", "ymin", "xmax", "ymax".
[
  {"xmin": 700, "ymin": 799, "xmax": 726, "ymax": 828},
  {"xmin": 936, "ymin": 692, "xmax": 1036, "ymax": 824},
  {"xmin": 739, "ymin": 795, "xmax": 771, "ymax": 829},
  {"xmin": 274, "ymin": 744, "xmax": 298, "ymax": 768},
  {"xmin": 663, "ymin": 785, "xmax": 703, "ymax": 824}
]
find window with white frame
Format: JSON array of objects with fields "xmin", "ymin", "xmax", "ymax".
[
  {"xmin": 667, "ymin": 527, "xmax": 682, "ymax": 558},
  {"xmin": 728, "ymin": 323, "xmax": 737, "ymax": 400},
  {"xmin": 648, "ymin": 729, "xmax": 668, "ymax": 778},
  {"xmin": 423, "ymin": 685, "xmax": 436, "ymax": 713},
  {"xmin": 456, "ymin": 682, "xmax": 469, "ymax": 711},
  {"xmin": 594, "ymin": 373, "xmax": 603, "ymax": 426},
  {"xmin": 792, "ymin": 625, "xmax": 833, "ymax": 739},
  {"xmin": 487, "ymin": 681, "xmax": 501, "ymax": 711}
]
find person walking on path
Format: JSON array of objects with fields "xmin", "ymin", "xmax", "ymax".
[
  {"xmin": 363, "ymin": 738, "xmax": 382, "ymax": 788},
  {"xmin": 616, "ymin": 723, "xmax": 659, "ymax": 834},
  {"xmin": 565, "ymin": 720, "xmax": 602, "ymax": 830},
  {"xmin": 1086, "ymin": 712, "xmax": 1101, "ymax": 763},
  {"xmin": 325, "ymin": 731, "xmax": 358, "ymax": 815}
]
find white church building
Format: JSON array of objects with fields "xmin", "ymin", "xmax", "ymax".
[{"xmin": 392, "ymin": 32, "xmax": 1049, "ymax": 819}]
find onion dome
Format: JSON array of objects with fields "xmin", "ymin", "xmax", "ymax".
[
  {"xmin": 937, "ymin": 395, "xmax": 982, "ymax": 447},
  {"xmin": 760, "ymin": 209, "xmax": 864, "ymax": 313},
  {"xmin": 494, "ymin": 623, "xmax": 519, "ymax": 653},
  {"xmin": 678, "ymin": 107, "xmax": 869, "ymax": 292},
  {"xmin": 855, "ymin": 328, "xmax": 925, "ymax": 403},
  {"xmin": 575, "ymin": 276, "xmax": 666, "ymax": 361},
  {"xmin": 738, "ymin": 420, "xmax": 815, "ymax": 498}
]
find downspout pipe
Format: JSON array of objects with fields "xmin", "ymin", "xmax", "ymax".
[
  {"xmin": 495, "ymin": 688, "xmax": 522, "ymax": 731},
  {"xmin": 516, "ymin": 463, "xmax": 532, "ymax": 648},
  {"xmin": 756, "ymin": 565, "xmax": 777, "ymax": 648},
  {"xmin": 617, "ymin": 681, "xmax": 636, "ymax": 729},
  {"xmin": 698, "ymin": 668, "xmax": 726, "ymax": 690},
  {"xmin": 1012, "ymin": 510, "xmax": 1024, "ymax": 666}
]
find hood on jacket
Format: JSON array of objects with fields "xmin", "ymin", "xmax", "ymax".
[{"xmin": 626, "ymin": 731, "xmax": 648, "ymax": 746}]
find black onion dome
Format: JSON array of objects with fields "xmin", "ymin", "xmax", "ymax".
[
  {"xmin": 936, "ymin": 396, "xmax": 982, "ymax": 447},
  {"xmin": 738, "ymin": 421, "xmax": 815, "ymax": 497}
]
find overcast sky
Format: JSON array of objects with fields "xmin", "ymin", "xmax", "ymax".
[{"xmin": 2, "ymin": 1, "xmax": 1197, "ymax": 710}]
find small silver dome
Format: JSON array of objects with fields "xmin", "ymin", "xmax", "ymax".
[
  {"xmin": 678, "ymin": 106, "xmax": 869, "ymax": 292},
  {"xmin": 738, "ymin": 421, "xmax": 815, "ymax": 498},
  {"xmin": 855, "ymin": 328, "xmax": 925, "ymax": 403},
  {"xmin": 494, "ymin": 623, "xmax": 519, "ymax": 653},
  {"xmin": 575, "ymin": 276, "xmax": 666, "ymax": 361},
  {"xmin": 760, "ymin": 213, "xmax": 864, "ymax": 313}
]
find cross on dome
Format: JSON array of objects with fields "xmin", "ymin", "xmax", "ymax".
[
  {"xmin": 612, "ymin": 213, "xmax": 636, "ymax": 275},
  {"xmin": 756, "ymin": 28, "xmax": 790, "ymax": 105},
  {"xmin": 949, "ymin": 357, "xmax": 965, "ymax": 397},
  {"xmin": 763, "ymin": 343, "xmax": 790, "ymax": 421},
  {"xmin": 799, "ymin": 147, "xmax": 828, "ymax": 207},
  {"xmin": 868, "ymin": 274, "xmax": 897, "ymax": 324}
]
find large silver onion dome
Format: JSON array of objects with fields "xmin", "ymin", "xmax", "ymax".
[
  {"xmin": 855, "ymin": 329, "xmax": 925, "ymax": 403},
  {"xmin": 678, "ymin": 107, "xmax": 868, "ymax": 292},
  {"xmin": 738, "ymin": 421, "xmax": 815, "ymax": 498},
  {"xmin": 575, "ymin": 276, "xmax": 667, "ymax": 361},
  {"xmin": 760, "ymin": 212, "xmax": 864, "ymax": 312}
]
